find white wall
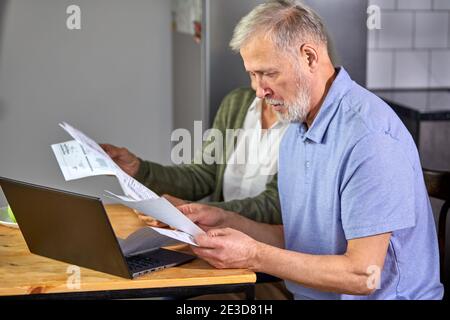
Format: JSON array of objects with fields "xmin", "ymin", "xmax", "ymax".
[
  {"xmin": 173, "ymin": 32, "xmax": 202, "ymax": 135},
  {"xmin": 367, "ymin": 0, "xmax": 450, "ymax": 89},
  {"xmin": 0, "ymin": 0, "xmax": 173, "ymax": 205}
]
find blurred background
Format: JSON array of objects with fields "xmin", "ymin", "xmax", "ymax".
[
  {"xmin": 0, "ymin": 0, "xmax": 174, "ymax": 202},
  {"xmin": 0, "ymin": 0, "xmax": 449, "ymax": 217}
]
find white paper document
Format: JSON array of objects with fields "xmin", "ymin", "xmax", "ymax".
[
  {"xmin": 105, "ymin": 191, "xmax": 205, "ymax": 237},
  {"xmin": 150, "ymin": 227, "xmax": 199, "ymax": 247},
  {"xmin": 51, "ymin": 140, "xmax": 116, "ymax": 181},
  {"xmin": 114, "ymin": 168, "xmax": 158, "ymax": 201},
  {"xmin": 54, "ymin": 122, "xmax": 158, "ymax": 201},
  {"xmin": 117, "ymin": 227, "xmax": 182, "ymax": 256},
  {"xmin": 52, "ymin": 122, "xmax": 205, "ymax": 246},
  {"xmin": 59, "ymin": 122, "xmax": 109, "ymax": 159}
]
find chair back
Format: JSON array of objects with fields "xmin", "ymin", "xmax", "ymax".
[{"xmin": 423, "ymin": 168, "xmax": 450, "ymax": 301}]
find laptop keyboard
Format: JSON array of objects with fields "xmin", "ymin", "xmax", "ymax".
[{"xmin": 126, "ymin": 254, "xmax": 161, "ymax": 273}]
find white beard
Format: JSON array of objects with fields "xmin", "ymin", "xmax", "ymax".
[{"xmin": 266, "ymin": 74, "xmax": 311, "ymax": 124}]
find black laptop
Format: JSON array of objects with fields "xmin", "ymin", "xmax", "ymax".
[{"xmin": 0, "ymin": 176, "xmax": 195, "ymax": 279}]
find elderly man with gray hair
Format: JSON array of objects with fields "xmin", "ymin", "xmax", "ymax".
[{"xmin": 179, "ymin": 0, "xmax": 444, "ymax": 300}]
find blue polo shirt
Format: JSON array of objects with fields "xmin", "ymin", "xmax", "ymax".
[{"xmin": 279, "ymin": 67, "xmax": 444, "ymax": 300}]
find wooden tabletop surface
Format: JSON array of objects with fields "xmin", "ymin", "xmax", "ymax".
[{"xmin": 0, "ymin": 204, "xmax": 256, "ymax": 297}]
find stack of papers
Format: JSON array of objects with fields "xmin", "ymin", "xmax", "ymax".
[
  {"xmin": 52, "ymin": 122, "xmax": 204, "ymax": 246},
  {"xmin": 117, "ymin": 227, "xmax": 185, "ymax": 257}
]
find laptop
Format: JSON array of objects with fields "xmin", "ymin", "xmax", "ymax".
[{"xmin": 0, "ymin": 176, "xmax": 195, "ymax": 279}]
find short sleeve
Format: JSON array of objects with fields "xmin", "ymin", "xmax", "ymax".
[{"xmin": 340, "ymin": 132, "xmax": 416, "ymax": 240}]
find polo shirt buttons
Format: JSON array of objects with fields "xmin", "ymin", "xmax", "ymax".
[{"xmin": 306, "ymin": 161, "xmax": 311, "ymax": 168}]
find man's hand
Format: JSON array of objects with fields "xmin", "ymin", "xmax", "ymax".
[
  {"xmin": 100, "ymin": 143, "xmax": 140, "ymax": 177},
  {"xmin": 179, "ymin": 203, "xmax": 285, "ymax": 248},
  {"xmin": 135, "ymin": 194, "xmax": 189, "ymax": 228},
  {"xmin": 135, "ymin": 212, "xmax": 168, "ymax": 228},
  {"xmin": 163, "ymin": 194, "xmax": 189, "ymax": 207},
  {"xmin": 178, "ymin": 203, "xmax": 231, "ymax": 231},
  {"xmin": 191, "ymin": 228, "xmax": 261, "ymax": 270}
]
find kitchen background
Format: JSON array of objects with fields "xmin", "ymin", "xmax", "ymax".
[
  {"xmin": 367, "ymin": 0, "xmax": 450, "ymax": 90},
  {"xmin": 0, "ymin": 0, "xmax": 448, "ymax": 247},
  {"xmin": 367, "ymin": 0, "xmax": 450, "ymax": 170}
]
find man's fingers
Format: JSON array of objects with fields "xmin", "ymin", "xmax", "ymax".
[
  {"xmin": 190, "ymin": 247, "xmax": 222, "ymax": 268},
  {"xmin": 99, "ymin": 143, "xmax": 111, "ymax": 150},
  {"xmin": 162, "ymin": 194, "xmax": 188, "ymax": 207},
  {"xmin": 206, "ymin": 228, "xmax": 231, "ymax": 237},
  {"xmin": 137, "ymin": 214, "xmax": 155, "ymax": 223},
  {"xmin": 100, "ymin": 144, "xmax": 132, "ymax": 158},
  {"xmin": 191, "ymin": 246, "xmax": 219, "ymax": 258},
  {"xmin": 135, "ymin": 212, "xmax": 168, "ymax": 227},
  {"xmin": 194, "ymin": 229, "xmax": 229, "ymax": 248},
  {"xmin": 141, "ymin": 218, "xmax": 167, "ymax": 228},
  {"xmin": 178, "ymin": 204, "xmax": 200, "ymax": 221},
  {"xmin": 191, "ymin": 244, "xmax": 227, "ymax": 269},
  {"xmin": 100, "ymin": 143, "xmax": 119, "ymax": 157},
  {"xmin": 194, "ymin": 233, "xmax": 217, "ymax": 249},
  {"xmin": 180, "ymin": 203, "xmax": 208, "ymax": 214},
  {"xmin": 178, "ymin": 204, "xmax": 192, "ymax": 214}
]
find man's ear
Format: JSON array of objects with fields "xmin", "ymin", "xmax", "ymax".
[{"xmin": 300, "ymin": 44, "xmax": 319, "ymax": 72}]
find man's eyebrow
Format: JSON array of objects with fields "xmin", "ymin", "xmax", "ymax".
[{"xmin": 247, "ymin": 69, "xmax": 277, "ymax": 74}]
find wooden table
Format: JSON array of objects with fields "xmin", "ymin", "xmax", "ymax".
[{"xmin": 0, "ymin": 204, "xmax": 256, "ymax": 299}]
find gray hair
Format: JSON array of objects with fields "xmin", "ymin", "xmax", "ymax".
[{"xmin": 230, "ymin": 0, "xmax": 328, "ymax": 55}]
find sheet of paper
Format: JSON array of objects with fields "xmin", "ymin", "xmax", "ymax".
[
  {"xmin": 51, "ymin": 140, "xmax": 116, "ymax": 181},
  {"xmin": 105, "ymin": 191, "xmax": 205, "ymax": 237},
  {"xmin": 114, "ymin": 169, "xmax": 158, "ymax": 201},
  {"xmin": 117, "ymin": 227, "xmax": 181, "ymax": 256},
  {"xmin": 57, "ymin": 122, "xmax": 158, "ymax": 200},
  {"xmin": 59, "ymin": 122, "xmax": 109, "ymax": 158},
  {"xmin": 150, "ymin": 227, "xmax": 198, "ymax": 247},
  {"xmin": 52, "ymin": 122, "xmax": 204, "ymax": 245}
]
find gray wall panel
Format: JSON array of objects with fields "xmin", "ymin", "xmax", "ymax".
[
  {"xmin": 173, "ymin": 32, "xmax": 202, "ymax": 134},
  {"xmin": 203, "ymin": 0, "xmax": 265, "ymax": 126},
  {"xmin": 0, "ymin": 0, "xmax": 173, "ymax": 205},
  {"xmin": 302, "ymin": 0, "xmax": 368, "ymax": 86}
]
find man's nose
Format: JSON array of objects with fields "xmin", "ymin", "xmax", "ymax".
[{"xmin": 255, "ymin": 84, "xmax": 273, "ymax": 99}]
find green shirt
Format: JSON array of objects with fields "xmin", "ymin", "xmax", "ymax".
[{"xmin": 134, "ymin": 88, "xmax": 282, "ymax": 224}]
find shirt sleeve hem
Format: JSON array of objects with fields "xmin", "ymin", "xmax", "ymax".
[{"xmin": 344, "ymin": 219, "xmax": 416, "ymax": 240}]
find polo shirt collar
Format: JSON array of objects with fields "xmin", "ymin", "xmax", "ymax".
[{"xmin": 301, "ymin": 67, "xmax": 353, "ymax": 144}]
